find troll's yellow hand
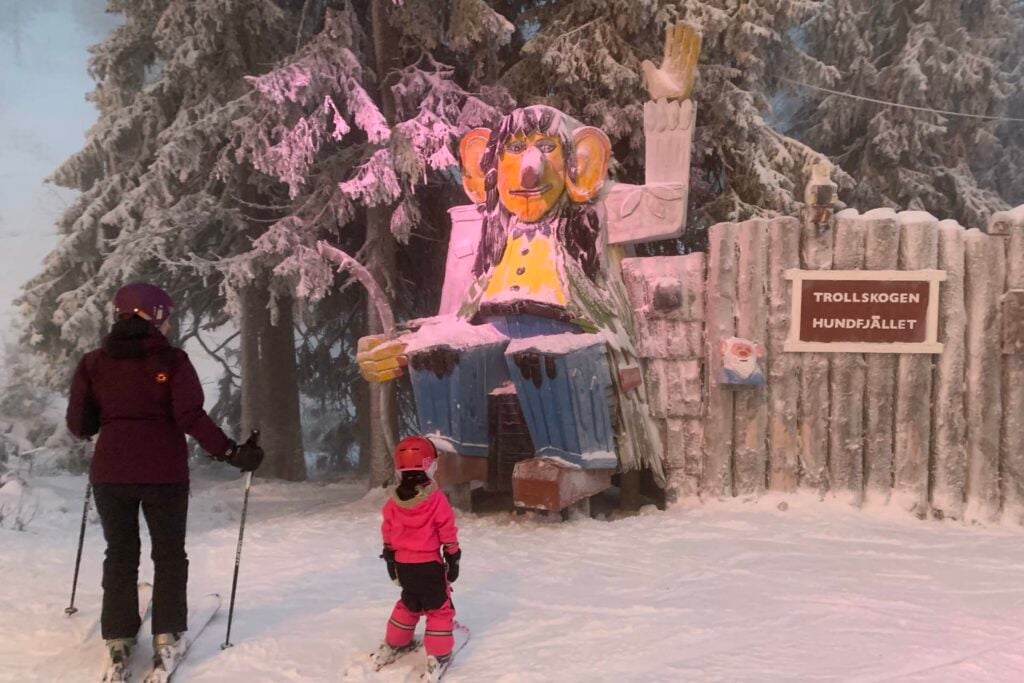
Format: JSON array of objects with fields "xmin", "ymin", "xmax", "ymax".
[
  {"xmin": 641, "ymin": 22, "xmax": 701, "ymax": 101},
  {"xmin": 357, "ymin": 335, "xmax": 407, "ymax": 383}
]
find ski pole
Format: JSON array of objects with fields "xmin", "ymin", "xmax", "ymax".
[
  {"xmin": 65, "ymin": 482, "xmax": 91, "ymax": 616},
  {"xmin": 222, "ymin": 429, "xmax": 259, "ymax": 649}
]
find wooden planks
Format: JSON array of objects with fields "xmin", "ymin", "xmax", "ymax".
[
  {"xmin": 732, "ymin": 219, "xmax": 769, "ymax": 495},
  {"xmin": 1000, "ymin": 223, "xmax": 1024, "ymax": 523},
  {"xmin": 829, "ymin": 210, "xmax": 866, "ymax": 505},
  {"xmin": 892, "ymin": 212, "xmax": 938, "ymax": 517},
  {"xmin": 766, "ymin": 217, "xmax": 801, "ymax": 491},
  {"xmin": 862, "ymin": 209, "xmax": 899, "ymax": 503},
  {"xmin": 931, "ymin": 220, "xmax": 968, "ymax": 519},
  {"xmin": 703, "ymin": 222, "xmax": 737, "ymax": 499},
  {"xmin": 964, "ymin": 229, "xmax": 1005, "ymax": 523},
  {"xmin": 798, "ymin": 208, "xmax": 833, "ymax": 494}
]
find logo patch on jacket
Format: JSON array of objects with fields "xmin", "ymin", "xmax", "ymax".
[{"xmin": 155, "ymin": 371, "xmax": 170, "ymax": 384}]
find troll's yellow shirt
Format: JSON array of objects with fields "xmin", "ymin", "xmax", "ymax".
[{"xmin": 481, "ymin": 232, "xmax": 568, "ymax": 306}]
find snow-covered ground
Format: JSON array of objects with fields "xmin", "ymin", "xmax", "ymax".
[{"xmin": 5, "ymin": 470, "xmax": 1024, "ymax": 682}]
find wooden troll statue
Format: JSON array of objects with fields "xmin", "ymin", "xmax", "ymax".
[{"xmin": 358, "ymin": 24, "xmax": 701, "ymax": 512}]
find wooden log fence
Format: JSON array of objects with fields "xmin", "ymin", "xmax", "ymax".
[{"xmin": 653, "ymin": 202, "xmax": 1024, "ymax": 521}]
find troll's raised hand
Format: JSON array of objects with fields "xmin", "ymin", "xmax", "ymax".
[{"xmin": 641, "ymin": 22, "xmax": 701, "ymax": 101}]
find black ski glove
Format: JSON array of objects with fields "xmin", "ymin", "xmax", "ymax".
[
  {"xmin": 444, "ymin": 549, "xmax": 461, "ymax": 584},
  {"xmin": 381, "ymin": 547, "xmax": 399, "ymax": 585},
  {"xmin": 218, "ymin": 433, "xmax": 264, "ymax": 472}
]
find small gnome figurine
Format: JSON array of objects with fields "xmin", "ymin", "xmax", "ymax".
[
  {"xmin": 804, "ymin": 161, "xmax": 838, "ymax": 227},
  {"xmin": 718, "ymin": 336, "xmax": 766, "ymax": 389},
  {"xmin": 804, "ymin": 161, "xmax": 838, "ymax": 207}
]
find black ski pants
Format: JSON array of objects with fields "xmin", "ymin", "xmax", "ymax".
[{"xmin": 92, "ymin": 483, "xmax": 189, "ymax": 639}]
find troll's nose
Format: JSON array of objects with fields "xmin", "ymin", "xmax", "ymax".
[{"xmin": 520, "ymin": 164, "xmax": 540, "ymax": 189}]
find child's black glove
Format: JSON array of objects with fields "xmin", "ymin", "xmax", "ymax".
[
  {"xmin": 381, "ymin": 547, "xmax": 399, "ymax": 585},
  {"xmin": 444, "ymin": 549, "xmax": 461, "ymax": 583}
]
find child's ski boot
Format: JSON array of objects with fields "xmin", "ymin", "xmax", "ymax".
[
  {"xmin": 369, "ymin": 640, "xmax": 420, "ymax": 671},
  {"xmin": 420, "ymin": 653, "xmax": 453, "ymax": 682}
]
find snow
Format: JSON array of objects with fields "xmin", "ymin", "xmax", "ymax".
[
  {"xmin": 989, "ymin": 205, "xmax": 1024, "ymax": 231},
  {"xmin": 7, "ymin": 472, "xmax": 1024, "ymax": 681},
  {"xmin": 863, "ymin": 208, "xmax": 898, "ymax": 220},
  {"xmin": 402, "ymin": 317, "xmax": 508, "ymax": 354},
  {"xmin": 506, "ymin": 332, "xmax": 605, "ymax": 355},
  {"xmin": 897, "ymin": 210, "xmax": 938, "ymax": 226}
]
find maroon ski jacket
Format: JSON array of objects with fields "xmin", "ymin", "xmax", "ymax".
[{"xmin": 66, "ymin": 318, "xmax": 232, "ymax": 484}]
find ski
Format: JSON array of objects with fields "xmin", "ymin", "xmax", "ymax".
[
  {"xmin": 139, "ymin": 592, "xmax": 221, "ymax": 683},
  {"xmin": 343, "ymin": 639, "xmax": 422, "ymax": 679},
  {"xmin": 411, "ymin": 623, "xmax": 470, "ymax": 683},
  {"xmin": 99, "ymin": 582, "xmax": 154, "ymax": 683}
]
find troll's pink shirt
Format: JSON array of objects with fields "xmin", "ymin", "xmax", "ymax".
[{"xmin": 381, "ymin": 485, "xmax": 460, "ymax": 564}]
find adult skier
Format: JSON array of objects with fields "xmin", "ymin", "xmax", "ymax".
[
  {"xmin": 374, "ymin": 436, "xmax": 462, "ymax": 681},
  {"xmin": 66, "ymin": 282, "xmax": 264, "ymax": 676}
]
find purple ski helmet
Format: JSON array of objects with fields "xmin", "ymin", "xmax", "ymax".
[{"xmin": 113, "ymin": 282, "xmax": 174, "ymax": 322}]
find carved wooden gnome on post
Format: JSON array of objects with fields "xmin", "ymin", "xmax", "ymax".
[{"xmin": 718, "ymin": 337, "xmax": 767, "ymax": 389}]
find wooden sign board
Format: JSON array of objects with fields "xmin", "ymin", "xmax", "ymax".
[{"xmin": 784, "ymin": 269, "xmax": 946, "ymax": 354}]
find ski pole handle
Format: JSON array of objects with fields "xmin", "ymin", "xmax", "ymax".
[{"xmin": 65, "ymin": 482, "xmax": 92, "ymax": 616}]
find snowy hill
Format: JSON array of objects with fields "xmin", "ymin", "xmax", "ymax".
[{"xmin": 4, "ymin": 471, "xmax": 1024, "ymax": 682}]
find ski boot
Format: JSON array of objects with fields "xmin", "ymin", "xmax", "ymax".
[
  {"xmin": 369, "ymin": 640, "xmax": 419, "ymax": 671},
  {"xmin": 101, "ymin": 637, "xmax": 135, "ymax": 683},
  {"xmin": 151, "ymin": 632, "xmax": 184, "ymax": 673},
  {"xmin": 421, "ymin": 653, "xmax": 452, "ymax": 682}
]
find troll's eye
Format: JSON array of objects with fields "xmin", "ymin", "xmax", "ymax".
[
  {"xmin": 504, "ymin": 140, "xmax": 527, "ymax": 154},
  {"xmin": 536, "ymin": 139, "xmax": 557, "ymax": 154}
]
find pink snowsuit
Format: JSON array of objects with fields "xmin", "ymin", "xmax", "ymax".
[{"xmin": 381, "ymin": 482, "xmax": 460, "ymax": 657}]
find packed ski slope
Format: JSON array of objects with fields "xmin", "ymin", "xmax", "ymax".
[{"xmin": 5, "ymin": 469, "xmax": 1024, "ymax": 682}]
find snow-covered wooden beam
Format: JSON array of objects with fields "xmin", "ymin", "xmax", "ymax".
[
  {"xmin": 893, "ymin": 211, "xmax": 939, "ymax": 517},
  {"xmin": 732, "ymin": 218, "xmax": 769, "ymax": 496},
  {"xmin": 931, "ymin": 220, "xmax": 968, "ymax": 520},
  {"xmin": 999, "ymin": 206, "xmax": 1024, "ymax": 524},
  {"xmin": 703, "ymin": 222, "xmax": 737, "ymax": 499},
  {"xmin": 798, "ymin": 208, "xmax": 832, "ymax": 494},
  {"xmin": 862, "ymin": 208, "xmax": 899, "ymax": 504},
  {"xmin": 829, "ymin": 209, "xmax": 867, "ymax": 506},
  {"xmin": 964, "ymin": 228, "xmax": 1005, "ymax": 523},
  {"xmin": 766, "ymin": 216, "xmax": 800, "ymax": 493}
]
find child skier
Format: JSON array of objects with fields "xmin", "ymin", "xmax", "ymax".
[
  {"xmin": 375, "ymin": 435, "xmax": 462, "ymax": 681},
  {"xmin": 66, "ymin": 282, "xmax": 264, "ymax": 678}
]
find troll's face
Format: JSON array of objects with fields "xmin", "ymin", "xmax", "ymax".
[
  {"xmin": 496, "ymin": 132, "xmax": 567, "ymax": 222},
  {"xmin": 459, "ymin": 106, "xmax": 611, "ymax": 224}
]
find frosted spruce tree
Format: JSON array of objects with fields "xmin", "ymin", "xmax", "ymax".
[
  {"xmin": 227, "ymin": 0, "xmax": 516, "ymax": 485},
  {"xmin": 793, "ymin": 0, "xmax": 1024, "ymax": 226},
  {"xmin": 17, "ymin": 0, "xmax": 312, "ymax": 479},
  {"xmin": 501, "ymin": 0, "xmax": 836, "ymax": 252}
]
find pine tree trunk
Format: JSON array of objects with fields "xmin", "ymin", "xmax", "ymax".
[
  {"xmin": 240, "ymin": 286, "xmax": 266, "ymax": 438},
  {"xmin": 366, "ymin": 206, "xmax": 398, "ymax": 489},
  {"xmin": 364, "ymin": 0, "xmax": 402, "ymax": 489},
  {"xmin": 258, "ymin": 296, "xmax": 306, "ymax": 481}
]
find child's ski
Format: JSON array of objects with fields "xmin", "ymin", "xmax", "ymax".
[
  {"xmin": 99, "ymin": 582, "xmax": 154, "ymax": 683},
  {"xmin": 412, "ymin": 623, "xmax": 470, "ymax": 683},
  {"xmin": 139, "ymin": 592, "xmax": 221, "ymax": 683}
]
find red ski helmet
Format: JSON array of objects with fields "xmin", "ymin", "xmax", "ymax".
[
  {"xmin": 114, "ymin": 282, "xmax": 174, "ymax": 323},
  {"xmin": 394, "ymin": 436, "xmax": 438, "ymax": 474}
]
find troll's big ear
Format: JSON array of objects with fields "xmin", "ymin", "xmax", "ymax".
[
  {"xmin": 566, "ymin": 126, "xmax": 611, "ymax": 203},
  {"xmin": 459, "ymin": 128, "xmax": 491, "ymax": 204}
]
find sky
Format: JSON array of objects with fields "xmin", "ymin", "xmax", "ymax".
[{"xmin": 0, "ymin": 0, "xmax": 120, "ymax": 330}]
